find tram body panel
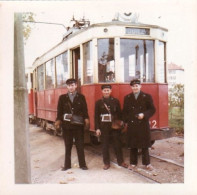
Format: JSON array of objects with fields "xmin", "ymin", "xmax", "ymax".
[
  {"xmin": 81, "ymin": 83, "xmax": 168, "ymax": 131},
  {"xmin": 28, "ymin": 89, "xmax": 34, "ymax": 115},
  {"xmin": 157, "ymin": 84, "xmax": 168, "ymax": 128},
  {"xmin": 36, "ymin": 91, "xmax": 46, "ymax": 119}
]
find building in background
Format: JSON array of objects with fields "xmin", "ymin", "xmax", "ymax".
[{"xmin": 168, "ymin": 63, "xmax": 184, "ymax": 89}]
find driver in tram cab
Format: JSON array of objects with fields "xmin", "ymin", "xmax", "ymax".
[
  {"xmin": 123, "ymin": 79, "xmax": 156, "ymax": 171},
  {"xmin": 95, "ymin": 84, "xmax": 128, "ymax": 170},
  {"xmin": 55, "ymin": 78, "xmax": 90, "ymax": 171}
]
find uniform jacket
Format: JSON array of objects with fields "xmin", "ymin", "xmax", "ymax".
[
  {"xmin": 123, "ymin": 91, "xmax": 156, "ymax": 148},
  {"xmin": 56, "ymin": 92, "xmax": 89, "ymax": 128},
  {"xmin": 95, "ymin": 97, "xmax": 122, "ymax": 131}
]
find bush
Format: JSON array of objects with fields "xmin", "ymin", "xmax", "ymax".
[{"xmin": 169, "ymin": 107, "xmax": 184, "ymax": 135}]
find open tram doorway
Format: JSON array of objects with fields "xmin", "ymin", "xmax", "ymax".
[{"xmin": 71, "ymin": 47, "xmax": 81, "ymax": 92}]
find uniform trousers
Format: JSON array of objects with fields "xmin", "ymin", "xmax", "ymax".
[
  {"xmin": 62, "ymin": 125, "xmax": 86, "ymax": 168},
  {"xmin": 130, "ymin": 148, "xmax": 150, "ymax": 165},
  {"xmin": 101, "ymin": 127, "xmax": 124, "ymax": 165}
]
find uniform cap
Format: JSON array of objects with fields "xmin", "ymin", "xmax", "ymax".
[
  {"xmin": 66, "ymin": 78, "xmax": 77, "ymax": 85},
  {"xmin": 101, "ymin": 84, "xmax": 112, "ymax": 90},
  {"xmin": 130, "ymin": 79, "xmax": 141, "ymax": 86}
]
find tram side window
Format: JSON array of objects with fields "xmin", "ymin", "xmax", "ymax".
[
  {"xmin": 120, "ymin": 39, "xmax": 154, "ymax": 83},
  {"xmin": 37, "ymin": 64, "xmax": 44, "ymax": 91},
  {"xmin": 46, "ymin": 59, "xmax": 55, "ymax": 89},
  {"xmin": 98, "ymin": 38, "xmax": 115, "ymax": 83},
  {"xmin": 157, "ymin": 41, "xmax": 166, "ymax": 83},
  {"xmin": 56, "ymin": 51, "xmax": 68, "ymax": 87},
  {"xmin": 83, "ymin": 41, "xmax": 93, "ymax": 84}
]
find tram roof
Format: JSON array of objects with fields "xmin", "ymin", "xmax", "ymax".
[
  {"xmin": 90, "ymin": 21, "xmax": 168, "ymax": 31},
  {"xmin": 33, "ymin": 20, "xmax": 168, "ymax": 66},
  {"xmin": 63, "ymin": 21, "xmax": 168, "ymax": 40}
]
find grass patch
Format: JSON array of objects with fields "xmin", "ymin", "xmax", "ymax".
[{"xmin": 169, "ymin": 106, "xmax": 184, "ymax": 135}]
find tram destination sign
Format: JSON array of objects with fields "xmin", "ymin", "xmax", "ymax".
[{"xmin": 126, "ymin": 27, "xmax": 150, "ymax": 35}]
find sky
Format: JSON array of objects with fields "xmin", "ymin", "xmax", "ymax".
[{"xmin": 24, "ymin": 0, "xmax": 197, "ymax": 70}]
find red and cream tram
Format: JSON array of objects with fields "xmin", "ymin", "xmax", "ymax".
[{"xmin": 28, "ymin": 14, "xmax": 174, "ymax": 143}]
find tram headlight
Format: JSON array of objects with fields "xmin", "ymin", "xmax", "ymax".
[{"xmin": 104, "ymin": 28, "xmax": 108, "ymax": 33}]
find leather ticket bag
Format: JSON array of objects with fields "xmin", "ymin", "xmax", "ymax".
[
  {"xmin": 70, "ymin": 115, "xmax": 84, "ymax": 126},
  {"xmin": 67, "ymin": 102, "xmax": 84, "ymax": 126},
  {"xmin": 103, "ymin": 102, "xmax": 124, "ymax": 130},
  {"xmin": 111, "ymin": 119, "xmax": 124, "ymax": 130}
]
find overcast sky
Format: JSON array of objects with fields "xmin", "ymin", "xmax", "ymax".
[{"xmin": 23, "ymin": 0, "xmax": 197, "ymax": 69}]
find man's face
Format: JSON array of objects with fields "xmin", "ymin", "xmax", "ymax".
[
  {"xmin": 67, "ymin": 83, "xmax": 77, "ymax": 93},
  {"xmin": 102, "ymin": 88, "xmax": 112, "ymax": 98},
  {"xmin": 131, "ymin": 84, "xmax": 141, "ymax": 94}
]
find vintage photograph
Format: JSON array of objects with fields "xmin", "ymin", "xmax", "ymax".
[{"xmin": 0, "ymin": 0, "xmax": 197, "ymax": 194}]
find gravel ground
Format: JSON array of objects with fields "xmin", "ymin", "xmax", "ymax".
[{"xmin": 30, "ymin": 124, "xmax": 184, "ymax": 184}]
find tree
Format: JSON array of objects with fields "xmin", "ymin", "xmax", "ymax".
[
  {"xmin": 169, "ymin": 84, "xmax": 184, "ymax": 111},
  {"xmin": 22, "ymin": 12, "xmax": 35, "ymax": 43}
]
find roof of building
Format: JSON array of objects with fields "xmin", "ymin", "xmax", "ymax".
[{"xmin": 168, "ymin": 63, "xmax": 184, "ymax": 70}]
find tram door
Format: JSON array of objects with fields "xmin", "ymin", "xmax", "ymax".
[{"xmin": 71, "ymin": 47, "xmax": 81, "ymax": 92}]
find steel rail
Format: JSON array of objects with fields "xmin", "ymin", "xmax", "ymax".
[
  {"xmin": 85, "ymin": 144, "xmax": 160, "ymax": 184},
  {"xmin": 149, "ymin": 154, "xmax": 184, "ymax": 168}
]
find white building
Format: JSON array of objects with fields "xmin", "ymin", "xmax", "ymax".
[{"xmin": 168, "ymin": 63, "xmax": 184, "ymax": 88}]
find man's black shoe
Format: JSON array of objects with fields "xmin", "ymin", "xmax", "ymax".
[
  {"xmin": 61, "ymin": 167, "xmax": 71, "ymax": 171},
  {"xmin": 80, "ymin": 166, "xmax": 88, "ymax": 170}
]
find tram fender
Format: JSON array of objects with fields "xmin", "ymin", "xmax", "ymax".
[{"xmin": 150, "ymin": 128, "xmax": 175, "ymax": 141}]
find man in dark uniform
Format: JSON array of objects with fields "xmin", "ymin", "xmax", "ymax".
[
  {"xmin": 95, "ymin": 84, "xmax": 128, "ymax": 170},
  {"xmin": 55, "ymin": 78, "xmax": 89, "ymax": 171},
  {"xmin": 123, "ymin": 79, "xmax": 156, "ymax": 171}
]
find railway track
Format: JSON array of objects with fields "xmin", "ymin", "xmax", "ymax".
[{"xmin": 85, "ymin": 144, "xmax": 184, "ymax": 183}]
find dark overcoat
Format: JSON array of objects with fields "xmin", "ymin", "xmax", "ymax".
[
  {"xmin": 56, "ymin": 93, "xmax": 89, "ymax": 129},
  {"xmin": 123, "ymin": 91, "xmax": 156, "ymax": 148}
]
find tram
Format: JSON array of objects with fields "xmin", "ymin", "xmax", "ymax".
[{"xmin": 28, "ymin": 13, "xmax": 174, "ymax": 144}]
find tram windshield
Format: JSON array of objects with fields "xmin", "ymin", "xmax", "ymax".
[
  {"xmin": 157, "ymin": 41, "xmax": 166, "ymax": 83},
  {"xmin": 83, "ymin": 41, "xmax": 93, "ymax": 84},
  {"xmin": 120, "ymin": 39, "xmax": 155, "ymax": 83},
  {"xmin": 98, "ymin": 38, "xmax": 115, "ymax": 83}
]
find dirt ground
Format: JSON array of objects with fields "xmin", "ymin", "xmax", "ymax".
[{"xmin": 29, "ymin": 124, "xmax": 184, "ymax": 184}]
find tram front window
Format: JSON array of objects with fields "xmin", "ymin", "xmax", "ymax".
[
  {"xmin": 157, "ymin": 41, "xmax": 166, "ymax": 83},
  {"xmin": 120, "ymin": 39, "xmax": 154, "ymax": 83},
  {"xmin": 83, "ymin": 41, "xmax": 93, "ymax": 84},
  {"xmin": 98, "ymin": 38, "xmax": 115, "ymax": 83}
]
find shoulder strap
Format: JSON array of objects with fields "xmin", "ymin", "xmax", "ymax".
[
  {"xmin": 67, "ymin": 101, "xmax": 73, "ymax": 114},
  {"xmin": 103, "ymin": 101, "xmax": 111, "ymax": 114}
]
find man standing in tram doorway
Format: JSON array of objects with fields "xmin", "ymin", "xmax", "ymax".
[
  {"xmin": 55, "ymin": 78, "xmax": 90, "ymax": 171},
  {"xmin": 123, "ymin": 79, "xmax": 156, "ymax": 171},
  {"xmin": 95, "ymin": 84, "xmax": 128, "ymax": 170}
]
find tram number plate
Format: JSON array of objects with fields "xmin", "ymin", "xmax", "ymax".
[
  {"xmin": 149, "ymin": 120, "xmax": 157, "ymax": 128},
  {"xmin": 126, "ymin": 27, "xmax": 150, "ymax": 35}
]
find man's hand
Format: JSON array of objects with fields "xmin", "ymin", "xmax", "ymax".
[
  {"xmin": 138, "ymin": 113, "xmax": 144, "ymax": 120},
  {"xmin": 121, "ymin": 123, "xmax": 128, "ymax": 133},
  {"xmin": 96, "ymin": 129, "xmax": 101, "ymax": 137},
  {"xmin": 55, "ymin": 120, "xmax": 62, "ymax": 129},
  {"xmin": 84, "ymin": 119, "xmax": 90, "ymax": 130}
]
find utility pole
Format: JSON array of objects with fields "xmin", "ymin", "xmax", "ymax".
[{"xmin": 14, "ymin": 13, "xmax": 31, "ymax": 183}]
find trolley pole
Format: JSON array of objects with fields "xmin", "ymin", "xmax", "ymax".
[{"xmin": 14, "ymin": 13, "xmax": 31, "ymax": 183}]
